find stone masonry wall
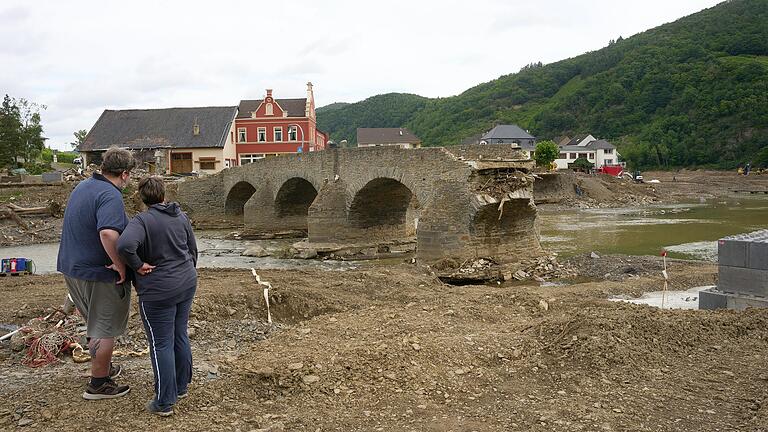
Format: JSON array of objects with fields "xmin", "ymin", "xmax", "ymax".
[{"xmin": 177, "ymin": 145, "xmax": 541, "ymax": 263}]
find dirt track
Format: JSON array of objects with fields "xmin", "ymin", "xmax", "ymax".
[{"xmin": 3, "ymin": 258, "xmax": 768, "ymax": 431}]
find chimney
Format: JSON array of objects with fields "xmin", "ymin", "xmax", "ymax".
[
  {"xmin": 266, "ymin": 89, "xmax": 273, "ymax": 99},
  {"xmin": 306, "ymin": 82, "xmax": 314, "ymax": 117},
  {"xmin": 193, "ymin": 119, "xmax": 200, "ymax": 136}
]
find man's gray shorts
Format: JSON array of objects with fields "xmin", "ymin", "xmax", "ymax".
[{"xmin": 64, "ymin": 276, "xmax": 131, "ymax": 339}]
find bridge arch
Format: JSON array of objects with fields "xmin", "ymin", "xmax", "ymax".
[
  {"xmin": 469, "ymin": 196, "xmax": 540, "ymax": 257},
  {"xmin": 348, "ymin": 177, "xmax": 420, "ymax": 238},
  {"xmin": 274, "ymin": 177, "xmax": 319, "ymax": 230},
  {"xmin": 225, "ymin": 181, "xmax": 257, "ymax": 216}
]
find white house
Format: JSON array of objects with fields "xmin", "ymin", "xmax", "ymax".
[{"xmin": 553, "ymin": 134, "xmax": 620, "ymax": 169}]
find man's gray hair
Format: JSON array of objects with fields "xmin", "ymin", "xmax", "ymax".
[{"xmin": 101, "ymin": 147, "xmax": 136, "ymax": 176}]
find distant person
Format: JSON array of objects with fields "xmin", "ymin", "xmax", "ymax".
[
  {"xmin": 57, "ymin": 146, "xmax": 135, "ymax": 400},
  {"xmin": 117, "ymin": 176, "xmax": 198, "ymax": 417}
]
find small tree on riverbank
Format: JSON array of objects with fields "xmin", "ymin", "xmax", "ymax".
[{"xmin": 534, "ymin": 140, "xmax": 559, "ymax": 168}]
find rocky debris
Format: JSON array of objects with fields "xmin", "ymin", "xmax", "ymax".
[
  {"xmin": 301, "ymin": 374, "xmax": 320, "ymax": 384},
  {"xmin": 296, "ymin": 249, "xmax": 318, "ymax": 260},
  {"xmin": 516, "ymin": 255, "xmax": 578, "ymax": 281},
  {"xmin": 225, "ymin": 230, "xmax": 307, "ymax": 240},
  {"xmin": 242, "ymin": 245, "xmax": 271, "ymax": 257},
  {"xmin": 437, "ymin": 254, "xmax": 577, "ymax": 285}
]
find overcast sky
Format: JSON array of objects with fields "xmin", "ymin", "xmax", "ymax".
[{"xmin": 1, "ymin": 0, "xmax": 721, "ymax": 150}]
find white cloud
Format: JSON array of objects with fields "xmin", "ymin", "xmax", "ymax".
[{"xmin": 0, "ymin": 0, "xmax": 721, "ymax": 150}]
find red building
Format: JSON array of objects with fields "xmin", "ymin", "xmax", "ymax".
[{"xmin": 234, "ymin": 82, "xmax": 328, "ymax": 164}]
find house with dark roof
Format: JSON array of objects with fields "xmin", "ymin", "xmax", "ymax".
[
  {"xmin": 479, "ymin": 125, "xmax": 537, "ymax": 158},
  {"xmin": 356, "ymin": 128, "xmax": 421, "ymax": 149},
  {"xmin": 553, "ymin": 134, "xmax": 620, "ymax": 169},
  {"xmin": 78, "ymin": 106, "xmax": 238, "ymax": 174},
  {"xmin": 235, "ymin": 83, "xmax": 329, "ymax": 164}
]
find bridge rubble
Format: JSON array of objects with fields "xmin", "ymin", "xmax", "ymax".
[{"xmin": 176, "ymin": 145, "xmax": 543, "ymax": 275}]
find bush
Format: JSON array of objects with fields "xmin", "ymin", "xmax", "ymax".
[{"xmin": 22, "ymin": 161, "xmax": 52, "ymax": 175}]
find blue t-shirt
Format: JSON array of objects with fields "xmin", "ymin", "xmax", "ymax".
[{"xmin": 57, "ymin": 173, "xmax": 129, "ymax": 282}]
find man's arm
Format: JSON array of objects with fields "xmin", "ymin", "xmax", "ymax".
[
  {"xmin": 184, "ymin": 216, "xmax": 198, "ymax": 267},
  {"xmin": 100, "ymin": 229, "xmax": 126, "ymax": 284}
]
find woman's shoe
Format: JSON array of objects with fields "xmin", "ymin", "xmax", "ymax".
[{"xmin": 146, "ymin": 399, "xmax": 174, "ymax": 417}]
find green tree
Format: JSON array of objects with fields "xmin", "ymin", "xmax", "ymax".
[
  {"xmin": 534, "ymin": 140, "xmax": 559, "ymax": 167},
  {"xmin": 18, "ymin": 99, "xmax": 47, "ymax": 163},
  {"xmin": 0, "ymin": 95, "xmax": 46, "ymax": 168},
  {"xmin": 71, "ymin": 129, "xmax": 88, "ymax": 149},
  {"xmin": 0, "ymin": 95, "xmax": 22, "ymax": 167}
]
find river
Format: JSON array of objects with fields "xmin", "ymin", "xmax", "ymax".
[
  {"xmin": 538, "ymin": 195, "xmax": 768, "ymax": 260},
  {"xmin": 1, "ymin": 195, "xmax": 766, "ymax": 274}
]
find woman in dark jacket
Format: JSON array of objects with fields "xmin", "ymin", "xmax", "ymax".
[{"xmin": 117, "ymin": 176, "xmax": 198, "ymax": 417}]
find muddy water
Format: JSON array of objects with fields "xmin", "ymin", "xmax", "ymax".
[{"xmin": 538, "ymin": 195, "xmax": 768, "ymax": 260}]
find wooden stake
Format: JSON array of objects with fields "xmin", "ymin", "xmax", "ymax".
[{"xmin": 661, "ymin": 251, "xmax": 668, "ymax": 309}]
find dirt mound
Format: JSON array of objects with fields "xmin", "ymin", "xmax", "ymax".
[
  {"xmin": 534, "ymin": 304, "xmax": 768, "ymax": 369},
  {"xmin": 534, "ymin": 171, "xmax": 661, "ymax": 208}
]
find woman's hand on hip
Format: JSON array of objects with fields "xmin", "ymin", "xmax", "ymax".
[{"xmin": 137, "ymin": 262, "xmax": 157, "ymax": 276}]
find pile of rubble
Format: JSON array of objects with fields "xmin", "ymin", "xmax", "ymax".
[
  {"xmin": 511, "ymin": 254, "xmax": 578, "ymax": 282},
  {"xmin": 435, "ymin": 254, "xmax": 577, "ymax": 285}
]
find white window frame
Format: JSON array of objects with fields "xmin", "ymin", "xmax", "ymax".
[
  {"xmin": 237, "ymin": 128, "xmax": 247, "ymax": 143},
  {"xmin": 239, "ymin": 154, "xmax": 265, "ymax": 164},
  {"xmin": 288, "ymin": 126, "xmax": 298, "ymax": 141},
  {"xmin": 605, "ymin": 148, "xmax": 614, "ymax": 154},
  {"xmin": 257, "ymin": 127, "xmax": 266, "ymax": 142},
  {"xmin": 274, "ymin": 127, "xmax": 283, "ymax": 142}
]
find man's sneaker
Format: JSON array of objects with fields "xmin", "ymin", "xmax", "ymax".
[
  {"xmin": 109, "ymin": 363, "xmax": 122, "ymax": 379},
  {"xmin": 82, "ymin": 379, "xmax": 130, "ymax": 400},
  {"xmin": 146, "ymin": 399, "xmax": 174, "ymax": 417}
]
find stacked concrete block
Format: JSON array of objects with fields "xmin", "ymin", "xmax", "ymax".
[{"xmin": 699, "ymin": 230, "xmax": 768, "ymax": 310}]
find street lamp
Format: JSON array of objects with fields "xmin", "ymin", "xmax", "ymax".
[{"xmin": 288, "ymin": 123, "xmax": 305, "ymax": 153}]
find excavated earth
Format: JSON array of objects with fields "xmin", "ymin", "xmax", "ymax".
[{"xmin": 3, "ymin": 257, "xmax": 768, "ymax": 431}]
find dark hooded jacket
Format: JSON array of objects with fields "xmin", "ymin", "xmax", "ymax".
[{"xmin": 117, "ymin": 202, "xmax": 198, "ymax": 302}]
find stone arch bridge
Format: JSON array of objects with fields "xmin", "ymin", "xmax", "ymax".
[{"xmin": 176, "ymin": 145, "xmax": 541, "ymax": 264}]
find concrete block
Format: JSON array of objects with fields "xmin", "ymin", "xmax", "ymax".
[
  {"xmin": 718, "ymin": 265, "xmax": 768, "ymax": 296},
  {"xmin": 42, "ymin": 172, "xmax": 63, "ymax": 183},
  {"xmin": 698, "ymin": 288, "xmax": 728, "ymax": 310},
  {"xmin": 718, "ymin": 239, "xmax": 748, "ymax": 268},
  {"xmin": 749, "ymin": 242, "xmax": 768, "ymax": 270}
]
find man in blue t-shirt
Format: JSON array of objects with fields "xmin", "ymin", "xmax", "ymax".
[{"xmin": 57, "ymin": 147, "xmax": 135, "ymax": 400}]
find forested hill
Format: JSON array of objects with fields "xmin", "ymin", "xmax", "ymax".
[{"xmin": 317, "ymin": 0, "xmax": 768, "ymax": 168}]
